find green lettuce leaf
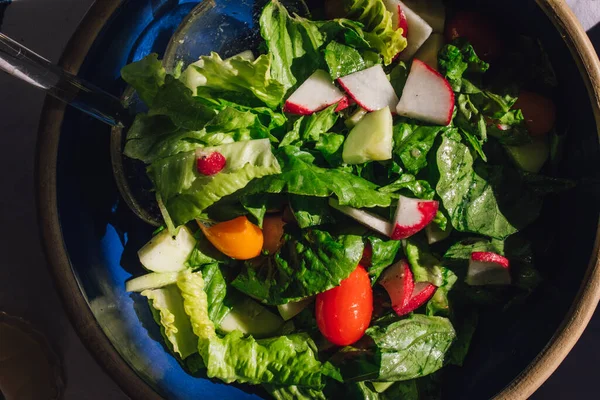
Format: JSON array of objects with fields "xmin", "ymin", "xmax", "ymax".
[
  {"xmin": 436, "ymin": 130, "xmax": 542, "ymax": 239},
  {"xmin": 177, "ymin": 269, "xmax": 325, "ymax": 387},
  {"xmin": 232, "ymin": 229, "xmax": 364, "ymax": 304},
  {"xmin": 264, "ymin": 385, "xmax": 327, "ymax": 400},
  {"xmin": 142, "ymin": 285, "xmax": 198, "ymax": 359},
  {"xmin": 315, "ymin": 133, "xmax": 345, "ymax": 167},
  {"xmin": 245, "ymin": 146, "xmax": 393, "ymax": 208},
  {"xmin": 121, "ymin": 53, "xmax": 166, "ymax": 106},
  {"xmin": 149, "ymin": 139, "xmax": 281, "ymax": 226},
  {"xmin": 148, "ymin": 76, "xmax": 218, "ymax": 131},
  {"xmin": 341, "ymin": 0, "xmax": 407, "ymax": 64},
  {"xmin": 180, "ymin": 52, "xmax": 286, "ymax": 108},
  {"xmin": 260, "ymin": 0, "xmax": 324, "ymax": 92},
  {"xmin": 280, "ymin": 105, "xmax": 340, "ymax": 147}
]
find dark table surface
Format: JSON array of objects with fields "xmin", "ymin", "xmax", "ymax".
[{"xmin": 0, "ymin": 0, "xmax": 598, "ymax": 398}]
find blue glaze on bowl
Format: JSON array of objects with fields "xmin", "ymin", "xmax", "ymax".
[{"xmin": 55, "ymin": 0, "xmax": 271, "ymax": 398}]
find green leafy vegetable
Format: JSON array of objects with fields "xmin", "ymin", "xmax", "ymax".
[
  {"xmin": 142, "ymin": 285, "xmax": 198, "ymax": 359},
  {"xmin": 260, "ymin": 0, "xmax": 324, "ymax": 93},
  {"xmin": 264, "ymin": 385, "xmax": 327, "ymax": 400},
  {"xmin": 393, "ymin": 123, "xmax": 444, "ymax": 174},
  {"xmin": 368, "ymin": 237, "xmax": 403, "ymax": 283},
  {"xmin": 289, "ymin": 195, "xmax": 336, "ymax": 228},
  {"xmin": 180, "ymin": 52, "xmax": 286, "ymax": 108},
  {"xmin": 341, "ymin": 0, "xmax": 407, "ymax": 64},
  {"xmin": 324, "ymin": 41, "xmax": 368, "ymax": 79},
  {"xmin": 150, "ymin": 139, "xmax": 281, "ymax": 226},
  {"xmin": 368, "ymin": 315, "xmax": 456, "ymax": 381},
  {"xmin": 177, "ymin": 269, "xmax": 326, "ymax": 387},
  {"xmin": 378, "ymin": 174, "xmax": 435, "ymax": 200},
  {"xmin": 232, "ymin": 229, "xmax": 364, "ymax": 304},
  {"xmin": 436, "ymin": 131, "xmax": 542, "ymax": 239},
  {"xmin": 121, "ymin": 53, "xmax": 166, "ymax": 106},
  {"xmin": 246, "ymin": 146, "xmax": 393, "ymax": 208}
]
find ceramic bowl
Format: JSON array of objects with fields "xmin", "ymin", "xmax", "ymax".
[{"xmin": 36, "ymin": 0, "xmax": 600, "ymax": 399}]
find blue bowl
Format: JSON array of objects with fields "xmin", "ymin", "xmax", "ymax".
[{"xmin": 36, "ymin": 0, "xmax": 600, "ymax": 399}]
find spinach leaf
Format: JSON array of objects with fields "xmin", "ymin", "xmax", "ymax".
[
  {"xmin": 324, "ymin": 41, "xmax": 368, "ymax": 79},
  {"xmin": 393, "ymin": 123, "xmax": 444, "ymax": 174},
  {"xmin": 289, "ymin": 195, "xmax": 336, "ymax": 228},
  {"xmin": 368, "ymin": 315, "xmax": 455, "ymax": 381},
  {"xmin": 335, "ymin": 315, "xmax": 456, "ymax": 382},
  {"xmin": 245, "ymin": 146, "xmax": 394, "ymax": 209},
  {"xmin": 315, "ymin": 133, "xmax": 346, "ymax": 167},
  {"xmin": 368, "ymin": 236, "xmax": 403, "ymax": 284},
  {"xmin": 231, "ymin": 229, "xmax": 364, "ymax": 304},
  {"xmin": 436, "ymin": 131, "xmax": 542, "ymax": 239},
  {"xmin": 379, "ymin": 174, "xmax": 435, "ymax": 200}
]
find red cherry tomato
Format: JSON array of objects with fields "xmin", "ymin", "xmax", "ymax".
[
  {"xmin": 512, "ymin": 90, "xmax": 557, "ymax": 136},
  {"xmin": 315, "ymin": 265, "xmax": 373, "ymax": 346},
  {"xmin": 445, "ymin": 11, "xmax": 503, "ymax": 61}
]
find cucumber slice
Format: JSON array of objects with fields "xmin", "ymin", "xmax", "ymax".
[
  {"xmin": 277, "ymin": 297, "xmax": 313, "ymax": 321},
  {"xmin": 126, "ymin": 271, "xmax": 181, "ymax": 292},
  {"xmin": 219, "ymin": 299, "xmax": 284, "ymax": 338},
  {"xmin": 342, "ymin": 107, "xmax": 393, "ymax": 164},
  {"xmin": 505, "ymin": 137, "xmax": 550, "ymax": 173},
  {"xmin": 138, "ymin": 226, "xmax": 196, "ymax": 273}
]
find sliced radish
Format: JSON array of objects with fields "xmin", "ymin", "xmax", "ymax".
[
  {"xmin": 466, "ymin": 252, "xmax": 511, "ymax": 286},
  {"xmin": 391, "ymin": 194, "xmax": 439, "ymax": 240},
  {"xmin": 379, "ymin": 260, "xmax": 415, "ymax": 312},
  {"xmin": 414, "ymin": 33, "xmax": 445, "ymax": 71},
  {"xmin": 338, "ymin": 65, "xmax": 399, "ymax": 112},
  {"xmin": 329, "ymin": 198, "xmax": 392, "ymax": 236},
  {"xmin": 283, "ymin": 69, "xmax": 347, "ymax": 115},
  {"xmin": 383, "ymin": 0, "xmax": 433, "ymax": 61},
  {"xmin": 402, "ymin": 0, "xmax": 446, "ymax": 33},
  {"xmin": 396, "ymin": 59, "xmax": 454, "ymax": 125},
  {"xmin": 403, "ymin": 282, "xmax": 437, "ymax": 313},
  {"xmin": 379, "ymin": 260, "xmax": 437, "ymax": 316},
  {"xmin": 335, "ymin": 95, "xmax": 352, "ymax": 112}
]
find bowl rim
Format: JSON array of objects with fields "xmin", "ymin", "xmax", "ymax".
[{"xmin": 35, "ymin": 1, "xmax": 600, "ymax": 399}]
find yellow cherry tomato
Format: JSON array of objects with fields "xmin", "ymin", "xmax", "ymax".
[{"xmin": 199, "ymin": 216, "xmax": 263, "ymax": 260}]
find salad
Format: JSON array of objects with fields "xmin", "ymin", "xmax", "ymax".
[{"xmin": 121, "ymin": 0, "xmax": 571, "ymax": 398}]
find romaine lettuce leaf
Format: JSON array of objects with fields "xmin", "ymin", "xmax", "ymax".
[
  {"xmin": 142, "ymin": 285, "xmax": 198, "ymax": 359},
  {"xmin": 436, "ymin": 130, "xmax": 542, "ymax": 239},
  {"xmin": 289, "ymin": 195, "xmax": 336, "ymax": 228},
  {"xmin": 121, "ymin": 53, "xmax": 166, "ymax": 106},
  {"xmin": 340, "ymin": 0, "xmax": 407, "ymax": 64},
  {"xmin": 264, "ymin": 385, "xmax": 327, "ymax": 400},
  {"xmin": 180, "ymin": 52, "xmax": 286, "ymax": 108},
  {"xmin": 378, "ymin": 174, "xmax": 435, "ymax": 200},
  {"xmin": 176, "ymin": 269, "xmax": 326, "ymax": 387},
  {"xmin": 245, "ymin": 146, "xmax": 393, "ymax": 209},
  {"xmin": 260, "ymin": 0, "xmax": 325, "ymax": 93},
  {"xmin": 232, "ymin": 229, "xmax": 364, "ymax": 304},
  {"xmin": 148, "ymin": 76, "xmax": 218, "ymax": 130},
  {"xmin": 149, "ymin": 139, "xmax": 281, "ymax": 226},
  {"xmin": 280, "ymin": 105, "xmax": 339, "ymax": 147}
]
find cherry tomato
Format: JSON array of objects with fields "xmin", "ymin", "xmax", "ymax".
[
  {"xmin": 262, "ymin": 214, "xmax": 286, "ymax": 254},
  {"xmin": 445, "ymin": 11, "xmax": 503, "ymax": 61},
  {"xmin": 316, "ymin": 265, "xmax": 373, "ymax": 346},
  {"xmin": 512, "ymin": 90, "xmax": 557, "ymax": 136}
]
